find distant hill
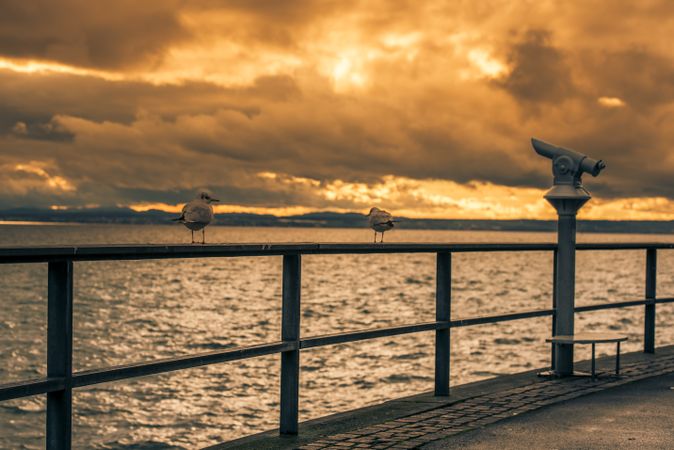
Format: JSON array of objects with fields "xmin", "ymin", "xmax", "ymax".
[{"xmin": 0, "ymin": 207, "xmax": 673, "ymax": 234}]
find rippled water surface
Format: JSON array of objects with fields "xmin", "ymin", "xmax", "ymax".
[{"xmin": 1, "ymin": 224, "xmax": 673, "ymax": 448}]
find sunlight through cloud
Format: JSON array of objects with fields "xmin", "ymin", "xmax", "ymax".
[
  {"xmin": 14, "ymin": 163, "xmax": 75, "ymax": 192},
  {"xmin": 597, "ymin": 96, "xmax": 626, "ymax": 108},
  {"xmin": 0, "ymin": 57, "xmax": 125, "ymax": 81},
  {"xmin": 331, "ymin": 56, "xmax": 367, "ymax": 91},
  {"xmin": 467, "ymin": 49, "xmax": 509, "ymax": 79}
]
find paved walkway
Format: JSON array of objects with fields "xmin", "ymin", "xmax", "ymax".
[
  {"xmin": 299, "ymin": 353, "xmax": 674, "ymax": 449},
  {"xmin": 425, "ymin": 371, "xmax": 674, "ymax": 449}
]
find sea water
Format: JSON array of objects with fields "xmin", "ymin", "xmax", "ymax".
[{"xmin": 1, "ymin": 224, "xmax": 673, "ymax": 448}]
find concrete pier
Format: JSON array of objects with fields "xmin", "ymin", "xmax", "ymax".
[
  {"xmin": 212, "ymin": 345, "xmax": 674, "ymax": 449},
  {"xmin": 426, "ymin": 372, "xmax": 674, "ymax": 449}
]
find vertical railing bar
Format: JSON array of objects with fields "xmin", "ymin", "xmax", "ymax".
[
  {"xmin": 279, "ymin": 254, "xmax": 301, "ymax": 435},
  {"xmin": 550, "ymin": 249, "xmax": 557, "ymax": 371},
  {"xmin": 644, "ymin": 248, "xmax": 656, "ymax": 353},
  {"xmin": 47, "ymin": 260, "xmax": 73, "ymax": 450},
  {"xmin": 434, "ymin": 252, "xmax": 451, "ymax": 396}
]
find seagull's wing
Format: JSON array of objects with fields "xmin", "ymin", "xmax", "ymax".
[
  {"xmin": 183, "ymin": 201, "xmax": 214, "ymax": 223},
  {"xmin": 372, "ymin": 210, "xmax": 393, "ymax": 225}
]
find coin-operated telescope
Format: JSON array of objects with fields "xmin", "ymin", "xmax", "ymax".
[
  {"xmin": 532, "ymin": 137, "xmax": 607, "ymax": 377},
  {"xmin": 532, "ymin": 138, "xmax": 606, "ymax": 206}
]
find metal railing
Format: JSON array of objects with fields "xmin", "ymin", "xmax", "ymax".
[{"xmin": 1, "ymin": 242, "xmax": 673, "ymax": 449}]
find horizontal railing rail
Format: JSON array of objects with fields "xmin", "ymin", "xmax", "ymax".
[
  {"xmin": 0, "ymin": 242, "xmax": 671, "ymax": 449},
  {"xmin": 3, "ymin": 297, "xmax": 674, "ymax": 403},
  {"xmin": 1, "ymin": 242, "xmax": 674, "ymax": 264}
]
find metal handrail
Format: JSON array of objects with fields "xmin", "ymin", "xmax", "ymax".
[
  {"xmin": 1, "ymin": 242, "xmax": 674, "ymax": 264},
  {"xmin": 0, "ymin": 242, "xmax": 670, "ymax": 448}
]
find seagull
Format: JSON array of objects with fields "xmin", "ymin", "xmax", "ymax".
[
  {"xmin": 367, "ymin": 207, "xmax": 396, "ymax": 243},
  {"xmin": 173, "ymin": 192, "xmax": 219, "ymax": 244}
]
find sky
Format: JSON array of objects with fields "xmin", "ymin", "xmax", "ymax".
[{"xmin": 1, "ymin": 0, "xmax": 674, "ymax": 220}]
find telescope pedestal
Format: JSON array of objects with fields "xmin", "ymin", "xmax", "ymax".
[{"xmin": 547, "ymin": 194, "xmax": 589, "ymax": 377}]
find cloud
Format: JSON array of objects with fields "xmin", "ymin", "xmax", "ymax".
[
  {"xmin": 0, "ymin": 0, "xmax": 189, "ymax": 69},
  {"xmin": 128, "ymin": 173, "xmax": 674, "ymax": 221},
  {"xmin": 597, "ymin": 97, "xmax": 626, "ymax": 108},
  {"xmin": 0, "ymin": 159, "xmax": 78, "ymax": 208},
  {"xmin": 11, "ymin": 117, "xmax": 74, "ymax": 141},
  {"xmin": 0, "ymin": 1, "xmax": 673, "ymax": 219},
  {"xmin": 585, "ymin": 48, "xmax": 674, "ymax": 110},
  {"xmin": 497, "ymin": 30, "xmax": 576, "ymax": 104},
  {"xmin": 13, "ymin": 162, "xmax": 75, "ymax": 191}
]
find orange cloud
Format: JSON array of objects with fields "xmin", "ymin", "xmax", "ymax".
[
  {"xmin": 13, "ymin": 163, "xmax": 75, "ymax": 192},
  {"xmin": 0, "ymin": 1, "xmax": 673, "ymax": 220},
  {"xmin": 597, "ymin": 96, "xmax": 626, "ymax": 108}
]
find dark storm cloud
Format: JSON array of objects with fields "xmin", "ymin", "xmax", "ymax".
[
  {"xmin": 559, "ymin": 108, "xmax": 670, "ymax": 199},
  {"xmin": 0, "ymin": 0, "xmax": 189, "ymax": 69},
  {"xmin": 187, "ymin": 0, "xmax": 347, "ymax": 46},
  {"xmin": 0, "ymin": 71, "xmax": 297, "ymax": 135},
  {"xmin": 10, "ymin": 118, "xmax": 74, "ymax": 142},
  {"xmin": 115, "ymin": 182, "xmax": 329, "ymax": 209},
  {"xmin": 498, "ymin": 30, "xmax": 577, "ymax": 104},
  {"xmin": 408, "ymin": 124, "xmax": 549, "ymax": 188},
  {"xmin": 584, "ymin": 48, "xmax": 674, "ymax": 110}
]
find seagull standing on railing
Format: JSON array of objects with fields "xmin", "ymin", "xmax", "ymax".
[
  {"xmin": 367, "ymin": 207, "xmax": 397, "ymax": 243},
  {"xmin": 173, "ymin": 192, "xmax": 219, "ymax": 244}
]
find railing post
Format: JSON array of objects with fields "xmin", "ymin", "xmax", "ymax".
[
  {"xmin": 644, "ymin": 249, "xmax": 657, "ymax": 353},
  {"xmin": 280, "ymin": 254, "xmax": 301, "ymax": 435},
  {"xmin": 434, "ymin": 252, "xmax": 451, "ymax": 396},
  {"xmin": 551, "ymin": 249, "xmax": 558, "ymax": 370},
  {"xmin": 47, "ymin": 260, "xmax": 73, "ymax": 450}
]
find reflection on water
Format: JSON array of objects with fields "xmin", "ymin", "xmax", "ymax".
[{"xmin": 0, "ymin": 225, "xmax": 673, "ymax": 448}]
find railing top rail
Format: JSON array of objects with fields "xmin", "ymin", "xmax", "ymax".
[
  {"xmin": 0, "ymin": 242, "xmax": 551, "ymax": 263},
  {"xmin": 0, "ymin": 242, "xmax": 672, "ymax": 263},
  {"xmin": 576, "ymin": 242, "xmax": 674, "ymax": 250},
  {"xmin": 0, "ymin": 242, "xmax": 672, "ymax": 264}
]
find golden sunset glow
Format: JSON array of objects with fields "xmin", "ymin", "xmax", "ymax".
[
  {"xmin": 597, "ymin": 96, "xmax": 626, "ymax": 108},
  {"xmin": 467, "ymin": 49, "xmax": 509, "ymax": 79},
  {"xmin": 0, "ymin": 57, "xmax": 125, "ymax": 81},
  {"xmin": 129, "ymin": 202, "xmax": 338, "ymax": 217},
  {"xmin": 11, "ymin": 163, "xmax": 75, "ymax": 192},
  {"xmin": 130, "ymin": 172, "xmax": 674, "ymax": 221},
  {"xmin": 1, "ymin": 1, "xmax": 673, "ymax": 220}
]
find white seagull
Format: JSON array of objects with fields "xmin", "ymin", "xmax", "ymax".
[
  {"xmin": 173, "ymin": 192, "xmax": 219, "ymax": 244},
  {"xmin": 367, "ymin": 207, "xmax": 397, "ymax": 243}
]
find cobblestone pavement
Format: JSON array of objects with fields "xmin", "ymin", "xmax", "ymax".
[{"xmin": 299, "ymin": 354, "xmax": 674, "ymax": 449}]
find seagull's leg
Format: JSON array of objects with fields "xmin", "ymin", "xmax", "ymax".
[
  {"xmin": 202, "ymin": 229, "xmax": 206, "ymax": 245},
  {"xmin": 381, "ymin": 232, "xmax": 385, "ymax": 243},
  {"xmin": 191, "ymin": 230, "xmax": 195, "ymax": 244},
  {"xmin": 373, "ymin": 231, "xmax": 377, "ymax": 243}
]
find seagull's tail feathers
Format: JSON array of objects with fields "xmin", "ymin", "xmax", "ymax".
[{"xmin": 171, "ymin": 214, "xmax": 185, "ymax": 222}]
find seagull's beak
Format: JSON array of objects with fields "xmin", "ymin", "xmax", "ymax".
[{"xmin": 211, "ymin": 198, "xmax": 220, "ymax": 202}]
